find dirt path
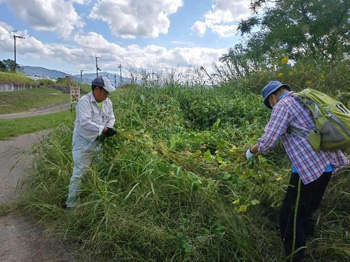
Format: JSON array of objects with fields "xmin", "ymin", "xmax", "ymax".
[
  {"xmin": 0, "ymin": 102, "xmax": 71, "ymax": 120},
  {"xmin": 0, "ymin": 131, "xmax": 75, "ymax": 261}
]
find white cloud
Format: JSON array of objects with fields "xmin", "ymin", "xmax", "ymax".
[
  {"xmin": 214, "ymin": 0, "xmax": 251, "ymax": 21},
  {"xmin": 89, "ymin": 0, "xmax": 183, "ymax": 39},
  {"xmin": 69, "ymin": 0, "xmax": 90, "ymax": 4},
  {"xmin": 171, "ymin": 40, "xmax": 194, "ymax": 46},
  {"xmin": 191, "ymin": 21, "xmax": 207, "ymax": 37},
  {"xmin": 192, "ymin": 0, "xmax": 251, "ymax": 38},
  {"xmin": 0, "ymin": 27, "xmax": 56, "ymax": 61},
  {"xmin": 212, "ymin": 24, "xmax": 238, "ymax": 38},
  {"xmin": 2, "ymin": 0, "xmax": 84, "ymax": 39},
  {"xmin": 165, "ymin": 47, "xmax": 225, "ymax": 67},
  {"xmin": 0, "ymin": 23, "xmax": 13, "ymax": 53},
  {"xmin": 0, "ymin": 23, "xmax": 224, "ymax": 75},
  {"xmin": 0, "ymin": 21, "xmax": 13, "ymax": 32}
]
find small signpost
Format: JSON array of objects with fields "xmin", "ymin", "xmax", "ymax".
[{"xmin": 70, "ymin": 86, "xmax": 80, "ymax": 112}]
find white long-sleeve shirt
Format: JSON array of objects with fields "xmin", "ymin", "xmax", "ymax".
[{"xmin": 72, "ymin": 92, "xmax": 115, "ymax": 148}]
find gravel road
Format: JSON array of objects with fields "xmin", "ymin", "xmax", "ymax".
[{"xmin": 0, "ymin": 130, "xmax": 75, "ymax": 261}]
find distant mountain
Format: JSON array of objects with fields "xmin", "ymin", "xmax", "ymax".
[
  {"xmin": 72, "ymin": 72, "xmax": 128, "ymax": 86},
  {"xmin": 21, "ymin": 65, "xmax": 75, "ymax": 80},
  {"xmin": 20, "ymin": 65, "xmax": 130, "ymax": 87}
]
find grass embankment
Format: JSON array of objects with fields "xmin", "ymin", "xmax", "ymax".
[
  {"xmin": 21, "ymin": 65, "xmax": 350, "ymax": 262},
  {"xmin": 0, "ymin": 111, "xmax": 74, "ymax": 140},
  {"xmin": 0, "ymin": 71, "xmax": 36, "ymax": 85},
  {"xmin": 0, "ymin": 71, "xmax": 90, "ymax": 139},
  {"xmin": 0, "ymin": 87, "xmax": 70, "ymax": 114},
  {"xmin": 0, "ymin": 71, "xmax": 70, "ymax": 114},
  {"xmin": 0, "ymin": 71, "xmax": 91, "ymax": 115}
]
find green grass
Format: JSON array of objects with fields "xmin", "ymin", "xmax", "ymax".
[
  {"xmin": 80, "ymin": 83, "xmax": 92, "ymax": 93},
  {"xmin": 0, "ymin": 71, "xmax": 36, "ymax": 85},
  {"xmin": 0, "ymin": 111, "xmax": 74, "ymax": 140},
  {"xmin": 19, "ymin": 60, "xmax": 350, "ymax": 261},
  {"xmin": 0, "ymin": 71, "xmax": 91, "ymax": 115},
  {"xmin": 0, "ymin": 87, "xmax": 70, "ymax": 114},
  {"xmin": 0, "ymin": 203, "xmax": 14, "ymax": 216},
  {"xmin": 21, "ymin": 85, "xmax": 285, "ymax": 261}
]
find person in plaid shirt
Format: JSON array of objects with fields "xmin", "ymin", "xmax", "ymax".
[{"xmin": 246, "ymin": 81, "xmax": 348, "ymax": 261}]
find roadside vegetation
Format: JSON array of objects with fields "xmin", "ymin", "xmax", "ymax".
[
  {"xmin": 0, "ymin": 111, "xmax": 74, "ymax": 140},
  {"xmin": 5, "ymin": 0, "xmax": 350, "ymax": 261},
  {"xmin": 0, "ymin": 72, "xmax": 88, "ymax": 139},
  {"xmin": 0, "ymin": 87, "xmax": 70, "ymax": 114},
  {"xmin": 21, "ymin": 56, "xmax": 350, "ymax": 261},
  {"xmin": 0, "ymin": 71, "xmax": 36, "ymax": 85},
  {"xmin": 0, "ymin": 71, "xmax": 91, "ymax": 114}
]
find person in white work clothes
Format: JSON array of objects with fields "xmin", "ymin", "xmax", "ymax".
[{"xmin": 65, "ymin": 76, "xmax": 116, "ymax": 208}]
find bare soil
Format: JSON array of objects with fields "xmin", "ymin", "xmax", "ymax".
[{"xmin": 0, "ymin": 131, "xmax": 75, "ymax": 262}]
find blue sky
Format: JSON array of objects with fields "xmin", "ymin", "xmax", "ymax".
[{"xmin": 0, "ymin": 0, "xmax": 252, "ymax": 76}]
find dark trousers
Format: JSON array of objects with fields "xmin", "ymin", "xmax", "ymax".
[{"xmin": 279, "ymin": 172, "xmax": 332, "ymax": 261}]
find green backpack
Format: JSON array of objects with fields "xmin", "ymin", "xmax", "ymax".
[{"xmin": 290, "ymin": 88, "xmax": 350, "ymax": 151}]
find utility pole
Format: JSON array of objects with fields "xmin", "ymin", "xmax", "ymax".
[
  {"xmin": 80, "ymin": 69, "xmax": 84, "ymax": 83},
  {"xmin": 114, "ymin": 73, "xmax": 117, "ymax": 87},
  {"xmin": 13, "ymin": 31, "xmax": 25, "ymax": 71},
  {"xmin": 118, "ymin": 63, "xmax": 122, "ymax": 86},
  {"xmin": 95, "ymin": 56, "xmax": 101, "ymax": 77}
]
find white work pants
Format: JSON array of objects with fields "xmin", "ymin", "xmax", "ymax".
[{"xmin": 66, "ymin": 136, "xmax": 101, "ymax": 208}]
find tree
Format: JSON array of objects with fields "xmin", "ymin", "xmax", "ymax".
[
  {"xmin": 0, "ymin": 61, "xmax": 7, "ymax": 72},
  {"xmin": 236, "ymin": 0, "xmax": 350, "ymax": 61},
  {"xmin": 56, "ymin": 76, "xmax": 75, "ymax": 85},
  {"xmin": 1, "ymin": 59, "xmax": 20, "ymax": 72}
]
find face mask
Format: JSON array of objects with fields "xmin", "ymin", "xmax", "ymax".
[{"xmin": 269, "ymin": 94, "xmax": 277, "ymax": 108}]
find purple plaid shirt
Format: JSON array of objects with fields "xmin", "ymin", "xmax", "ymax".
[{"xmin": 257, "ymin": 92, "xmax": 348, "ymax": 184}]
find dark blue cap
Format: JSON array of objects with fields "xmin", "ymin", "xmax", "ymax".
[{"xmin": 262, "ymin": 81, "xmax": 291, "ymax": 108}]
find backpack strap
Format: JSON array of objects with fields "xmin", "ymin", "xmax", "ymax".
[
  {"xmin": 289, "ymin": 125, "xmax": 308, "ymax": 138},
  {"xmin": 291, "ymin": 93, "xmax": 317, "ymax": 117},
  {"xmin": 288, "ymin": 94, "xmax": 318, "ymax": 138},
  {"xmin": 304, "ymin": 99, "xmax": 320, "ymax": 119},
  {"xmin": 327, "ymin": 111, "xmax": 350, "ymax": 136}
]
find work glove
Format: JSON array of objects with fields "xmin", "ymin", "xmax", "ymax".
[
  {"xmin": 245, "ymin": 148, "xmax": 255, "ymax": 160},
  {"xmin": 104, "ymin": 127, "xmax": 116, "ymax": 137}
]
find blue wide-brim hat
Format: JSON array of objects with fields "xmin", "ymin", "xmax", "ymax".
[{"xmin": 262, "ymin": 81, "xmax": 291, "ymax": 109}]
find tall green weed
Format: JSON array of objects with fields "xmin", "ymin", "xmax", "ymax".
[{"xmin": 21, "ymin": 61, "xmax": 350, "ymax": 261}]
